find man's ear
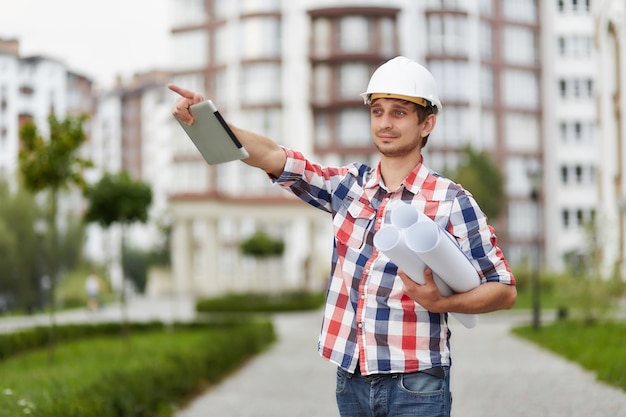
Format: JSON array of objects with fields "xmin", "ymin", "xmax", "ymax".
[{"xmin": 422, "ymin": 114, "xmax": 437, "ymax": 137}]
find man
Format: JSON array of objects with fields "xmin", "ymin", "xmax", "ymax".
[{"xmin": 169, "ymin": 56, "xmax": 516, "ymax": 417}]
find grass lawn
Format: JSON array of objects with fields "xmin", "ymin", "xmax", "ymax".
[{"xmin": 512, "ymin": 320, "xmax": 626, "ymax": 392}]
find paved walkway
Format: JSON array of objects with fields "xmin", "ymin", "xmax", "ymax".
[
  {"xmin": 175, "ymin": 309, "xmax": 626, "ymax": 417},
  {"xmin": 2, "ymin": 298, "xmax": 626, "ymax": 416}
]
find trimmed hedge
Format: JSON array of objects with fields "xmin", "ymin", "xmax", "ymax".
[
  {"xmin": 0, "ymin": 319, "xmax": 275, "ymax": 417},
  {"xmin": 196, "ymin": 291, "xmax": 326, "ymax": 313},
  {"xmin": 0, "ymin": 321, "xmax": 179, "ymax": 361}
]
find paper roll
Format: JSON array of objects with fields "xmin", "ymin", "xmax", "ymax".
[
  {"xmin": 390, "ymin": 201, "xmax": 421, "ymax": 228},
  {"xmin": 374, "ymin": 225, "xmax": 478, "ymax": 328},
  {"xmin": 404, "ymin": 220, "xmax": 481, "ymax": 293}
]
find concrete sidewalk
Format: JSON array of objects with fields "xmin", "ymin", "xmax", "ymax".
[
  {"xmin": 175, "ymin": 310, "xmax": 337, "ymax": 417},
  {"xmin": 174, "ymin": 310, "xmax": 626, "ymax": 417}
]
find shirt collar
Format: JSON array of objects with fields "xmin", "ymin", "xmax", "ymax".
[{"xmin": 365, "ymin": 156, "xmax": 429, "ymax": 194}]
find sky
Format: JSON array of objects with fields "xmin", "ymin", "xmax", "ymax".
[{"xmin": 0, "ymin": 0, "xmax": 171, "ymax": 89}]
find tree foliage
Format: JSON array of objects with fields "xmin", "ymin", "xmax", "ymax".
[
  {"xmin": 448, "ymin": 146, "xmax": 505, "ymax": 221},
  {"xmin": 83, "ymin": 171, "xmax": 152, "ymax": 338},
  {"xmin": 240, "ymin": 231, "xmax": 285, "ymax": 258},
  {"xmin": 83, "ymin": 171, "xmax": 152, "ymax": 227},
  {"xmin": 19, "ymin": 114, "xmax": 92, "ymax": 193},
  {"xmin": 17, "ymin": 114, "xmax": 91, "ymax": 322}
]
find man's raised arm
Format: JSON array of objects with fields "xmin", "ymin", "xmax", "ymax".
[{"xmin": 168, "ymin": 84, "xmax": 286, "ymax": 177}]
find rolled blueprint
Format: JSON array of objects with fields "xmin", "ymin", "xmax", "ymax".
[
  {"xmin": 389, "ymin": 201, "xmax": 421, "ymax": 228},
  {"xmin": 404, "ymin": 220, "xmax": 481, "ymax": 293},
  {"xmin": 373, "ymin": 202, "xmax": 482, "ymax": 328},
  {"xmin": 373, "ymin": 225, "xmax": 478, "ymax": 328}
]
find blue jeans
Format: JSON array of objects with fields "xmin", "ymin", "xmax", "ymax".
[{"xmin": 335, "ymin": 366, "xmax": 452, "ymax": 417}]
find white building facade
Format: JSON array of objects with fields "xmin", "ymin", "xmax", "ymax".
[
  {"xmin": 593, "ymin": 0, "xmax": 626, "ymax": 278},
  {"xmin": 164, "ymin": 0, "xmax": 550, "ymax": 297}
]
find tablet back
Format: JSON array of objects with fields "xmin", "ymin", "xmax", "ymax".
[{"xmin": 175, "ymin": 100, "xmax": 249, "ymax": 165}]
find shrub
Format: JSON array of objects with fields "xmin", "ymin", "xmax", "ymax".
[
  {"xmin": 0, "ymin": 319, "xmax": 275, "ymax": 417},
  {"xmin": 196, "ymin": 291, "xmax": 326, "ymax": 313}
]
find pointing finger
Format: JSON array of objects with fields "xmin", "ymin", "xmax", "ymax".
[{"xmin": 168, "ymin": 84, "xmax": 205, "ymax": 103}]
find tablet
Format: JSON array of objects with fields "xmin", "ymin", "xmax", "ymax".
[{"xmin": 174, "ymin": 100, "xmax": 249, "ymax": 165}]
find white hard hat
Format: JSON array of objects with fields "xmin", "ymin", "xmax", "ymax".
[{"xmin": 360, "ymin": 56, "xmax": 442, "ymax": 113}]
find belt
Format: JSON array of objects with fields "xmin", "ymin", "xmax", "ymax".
[{"xmin": 354, "ymin": 363, "xmax": 445, "ymax": 380}]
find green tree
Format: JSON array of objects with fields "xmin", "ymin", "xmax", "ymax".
[
  {"xmin": 240, "ymin": 231, "xmax": 285, "ymax": 293},
  {"xmin": 449, "ymin": 146, "xmax": 505, "ymax": 221},
  {"xmin": 83, "ymin": 171, "xmax": 152, "ymax": 336},
  {"xmin": 18, "ymin": 114, "xmax": 92, "ymax": 362},
  {"xmin": 0, "ymin": 182, "xmax": 40, "ymax": 312}
]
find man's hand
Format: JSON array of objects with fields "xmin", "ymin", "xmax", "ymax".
[
  {"xmin": 168, "ymin": 84, "xmax": 205, "ymax": 125},
  {"xmin": 398, "ymin": 268, "xmax": 446, "ymax": 313}
]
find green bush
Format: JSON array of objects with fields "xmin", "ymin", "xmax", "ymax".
[
  {"xmin": 196, "ymin": 291, "xmax": 326, "ymax": 313},
  {"xmin": 0, "ymin": 319, "xmax": 275, "ymax": 417},
  {"xmin": 0, "ymin": 321, "xmax": 165, "ymax": 361},
  {"xmin": 239, "ymin": 231, "xmax": 284, "ymax": 257}
]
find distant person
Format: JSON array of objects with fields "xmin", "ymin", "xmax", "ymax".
[
  {"xmin": 85, "ymin": 273, "xmax": 100, "ymax": 311},
  {"xmin": 169, "ymin": 56, "xmax": 516, "ymax": 417}
]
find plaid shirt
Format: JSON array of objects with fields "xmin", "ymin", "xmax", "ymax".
[{"xmin": 274, "ymin": 148, "xmax": 515, "ymax": 375}]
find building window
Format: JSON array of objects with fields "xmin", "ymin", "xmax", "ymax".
[
  {"xmin": 240, "ymin": 63, "xmax": 281, "ymax": 104},
  {"xmin": 429, "ymin": 60, "xmax": 470, "ymax": 103},
  {"xmin": 479, "ymin": 21, "xmax": 493, "ymax": 59},
  {"xmin": 239, "ymin": 17, "xmax": 281, "ymax": 59},
  {"xmin": 559, "ymin": 35, "xmax": 593, "ymax": 58},
  {"xmin": 504, "ymin": 26, "xmax": 537, "ymax": 65},
  {"xmin": 338, "ymin": 16, "xmax": 370, "ymax": 53},
  {"xmin": 339, "ymin": 63, "xmax": 370, "ymax": 100},
  {"xmin": 575, "ymin": 165, "xmax": 583, "ymax": 183},
  {"xmin": 562, "ymin": 209, "xmax": 570, "ymax": 228},
  {"xmin": 502, "ymin": 0, "xmax": 537, "ymax": 23},
  {"xmin": 503, "ymin": 69, "xmax": 539, "ymax": 108},
  {"xmin": 558, "ymin": 0, "xmax": 591, "ymax": 15},
  {"xmin": 337, "ymin": 108, "xmax": 370, "ymax": 147},
  {"xmin": 559, "ymin": 122, "xmax": 567, "ymax": 141},
  {"xmin": 240, "ymin": 108, "xmax": 282, "ymax": 143},
  {"xmin": 310, "ymin": 9, "xmax": 398, "ymax": 57},
  {"xmin": 380, "ymin": 17, "xmax": 395, "ymax": 56},
  {"xmin": 560, "ymin": 165, "xmax": 568, "ymax": 184},
  {"xmin": 558, "ymin": 78, "xmax": 593, "ymax": 100},
  {"xmin": 428, "ymin": 14, "xmax": 469, "ymax": 56},
  {"xmin": 435, "ymin": 105, "xmax": 467, "ymax": 148},
  {"xmin": 576, "ymin": 209, "xmax": 584, "ymax": 226},
  {"xmin": 312, "ymin": 19, "xmax": 331, "ymax": 58}
]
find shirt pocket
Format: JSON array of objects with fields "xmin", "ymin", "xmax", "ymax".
[{"xmin": 333, "ymin": 196, "xmax": 376, "ymax": 249}]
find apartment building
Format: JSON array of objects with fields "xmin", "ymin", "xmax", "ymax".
[
  {"xmin": 2, "ymin": 1, "xmax": 623, "ymax": 297},
  {"xmin": 164, "ymin": 0, "xmax": 547, "ymax": 296},
  {"xmin": 541, "ymin": 0, "xmax": 598, "ymax": 273},
  {"xmin": 0, "ymin": 39, "xmax": 94, "ymax": 185},
  {"xmin": 85, "ymin": 72, "xmax": 174, "ymax": 290}
]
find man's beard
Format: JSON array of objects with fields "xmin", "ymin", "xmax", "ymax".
[{"xmin": 374, "ymin": 135, "xmax": 422, "ymax": 157}]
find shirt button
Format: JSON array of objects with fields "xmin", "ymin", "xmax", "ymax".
[{"xmin": 358, "ymin": 323, "xmax": 363, "ymax": 329}]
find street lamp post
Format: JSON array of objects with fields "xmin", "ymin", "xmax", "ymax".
[{"xmin": 528, "ymin": 167, "xmax": 542, "ymax": 330}]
